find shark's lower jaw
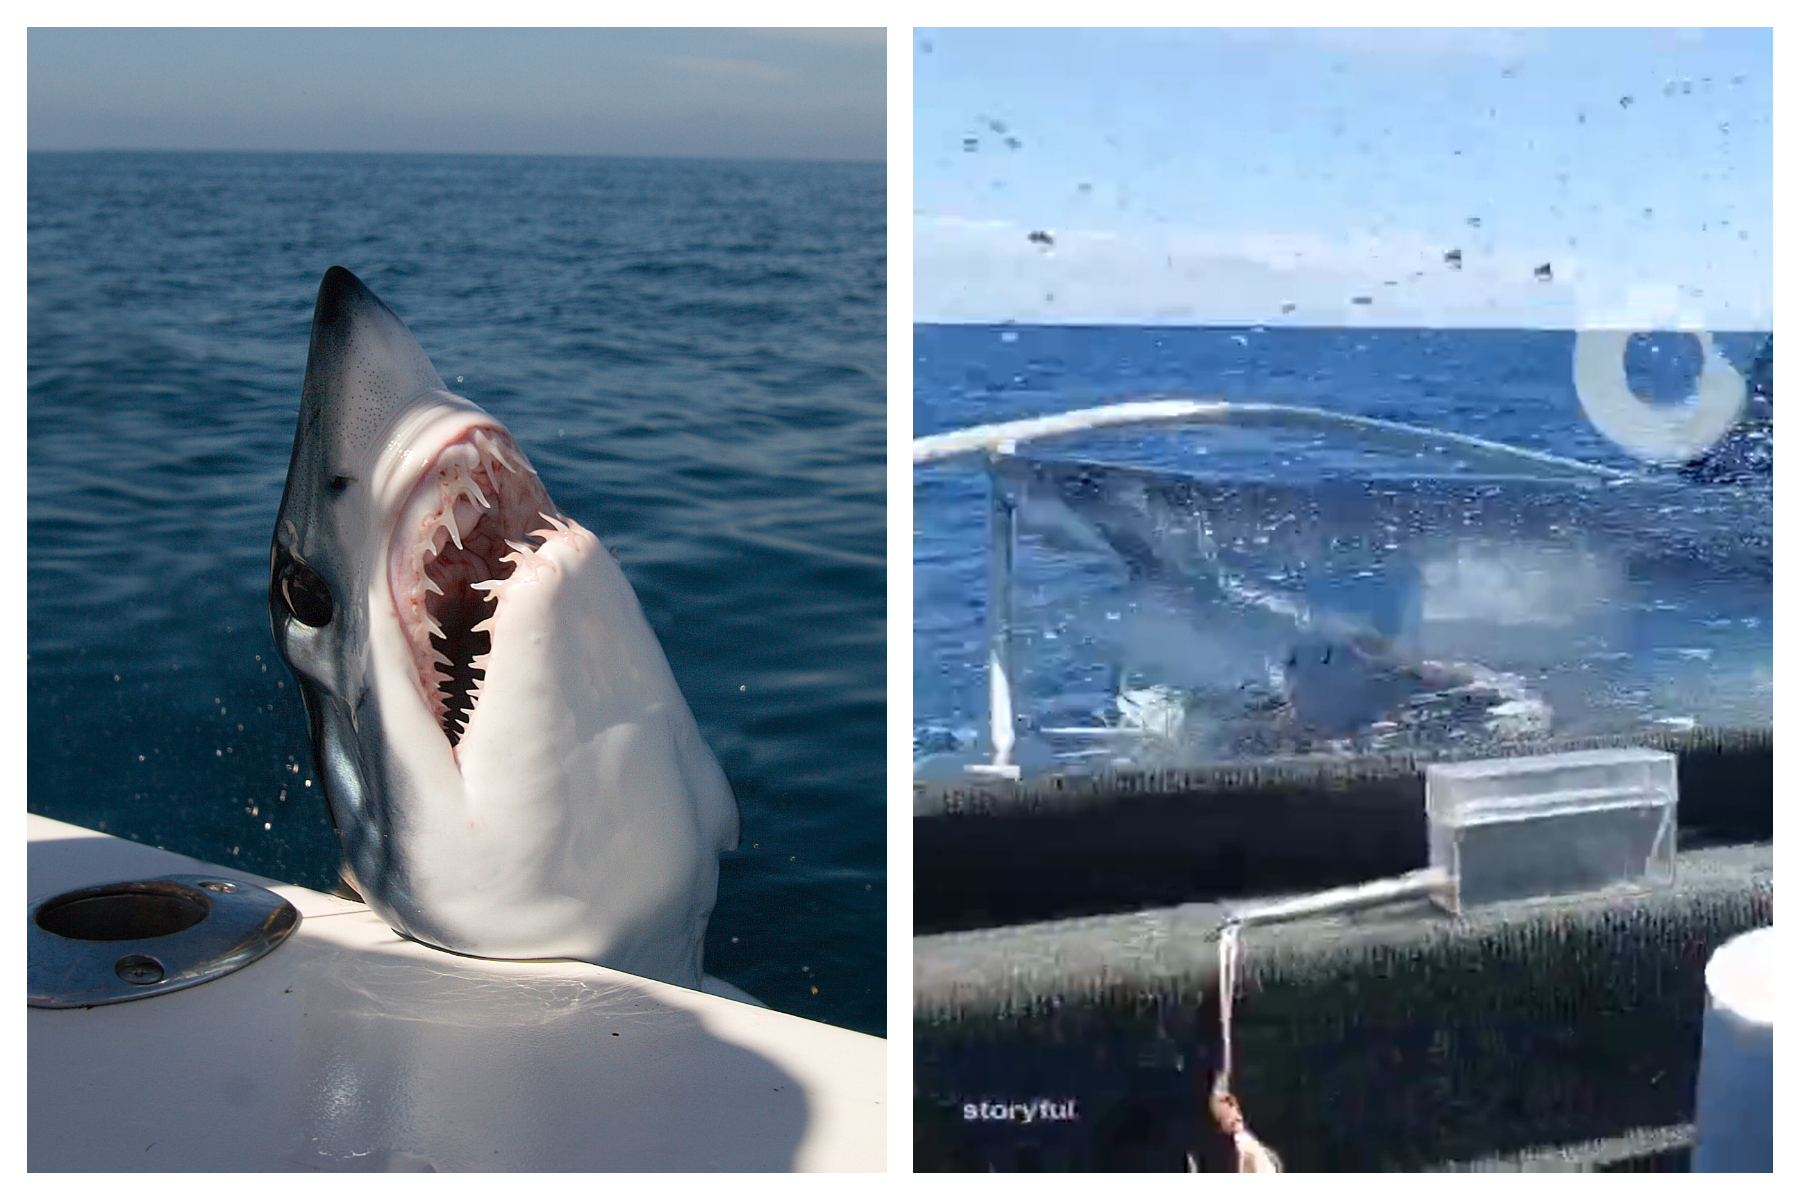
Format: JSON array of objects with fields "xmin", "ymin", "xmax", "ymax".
[{"xmin": 389, "ymin": 425, "xmax": 571, "ymax": 755}]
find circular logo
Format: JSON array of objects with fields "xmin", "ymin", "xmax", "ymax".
[{"xmin": 1572, "ymin": 287, "xmax": 1746, "ymax": 464}]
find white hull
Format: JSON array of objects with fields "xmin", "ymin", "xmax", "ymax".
[{"xmin": 27, "ymin": 814, "xmax": 884, "ymax": 1171}]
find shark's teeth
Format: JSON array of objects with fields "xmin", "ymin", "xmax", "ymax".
[
  {"xmin": 472, "ymin": 432, "xmax": 509, "ymax": 490},
  {"xmin": 474, "ymin": 429, "xmax": 526, "ymax": 475},
  {"xmin": 447, "ymin": 465, "xmax": 491, "ymax": 510},
  {"xmin": 477, "ymin": 432, "xmax": 533, "ymax": 476},
  {"xmin": 392, "ymin": 423, "xmax": 566, "ymax": 747}
]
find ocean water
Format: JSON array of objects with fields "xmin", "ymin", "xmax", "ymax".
[
  {"xmin": 915, "ymin": 323, "xmax": 1772, "ymax": 770},
  {"xmin": 28, "ymin": 151, "xmax": 886, "ymax": 1036}
]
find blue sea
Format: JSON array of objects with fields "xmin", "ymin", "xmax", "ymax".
[
  {"xmin": 28, "ymin": 151, "xmax": 886, "ymax": 1036},
  {"xmin": 914, "ymin": 323, "xmax": 1772, "ymax": 772}
]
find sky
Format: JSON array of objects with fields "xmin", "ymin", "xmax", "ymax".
[
  {"xmin": 28, "ymin": 27, "xmax": 885, "ymax": 163},
  {"xmin": 915, "ymin": 27, "xmax": 1772, "ymax": 329}
]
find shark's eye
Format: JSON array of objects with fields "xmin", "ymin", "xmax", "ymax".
[{"xmin": 275, "ymin": 552, "xmax": 333, "ymax": 628}]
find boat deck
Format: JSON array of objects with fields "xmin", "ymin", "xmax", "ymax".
[{"xmin": 28, "ymin": 814, "xmax": 885, "ymax": 1171}]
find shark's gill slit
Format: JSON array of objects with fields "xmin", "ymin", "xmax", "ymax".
[{"xmin": 398, "ymin": 425, "xmax": 554, "ymax": 748}]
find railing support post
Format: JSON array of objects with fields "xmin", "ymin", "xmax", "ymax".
[{"xmin": 972, "ymin": 449, "xmax": 1021, "ymax": 779}]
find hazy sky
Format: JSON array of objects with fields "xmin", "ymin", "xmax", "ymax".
[
  {"xmin": 29, "ymin": 27, "xmax": 885, "ymax": 162},
  {"xmin": 916, "ymin": 27, "xmax": 1771, "ymax": 329}
]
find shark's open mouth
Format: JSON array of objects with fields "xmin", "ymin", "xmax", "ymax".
[{"xmin": 389, "ymin": 424, "xmax": 561, "ymax": 748}]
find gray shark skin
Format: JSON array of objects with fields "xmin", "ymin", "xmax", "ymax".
[
  {"xmin": 269, "ymin": 267, "xmax": 739, "ymax": 989},
  {"xmin": 995, "ymin": 453, "xmax": 1768, "ymax": 742}
]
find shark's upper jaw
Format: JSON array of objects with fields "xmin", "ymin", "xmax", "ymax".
[{"xmin": 381, "ymin": 413, "xmax": 569, "ymax": 760}]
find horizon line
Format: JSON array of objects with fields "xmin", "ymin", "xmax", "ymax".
[{"xmin": 27, "ymin": 146, "xmax": 885, "ymax": 166}]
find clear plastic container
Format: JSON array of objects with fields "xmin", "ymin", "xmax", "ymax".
[{"xmin": 1426, "ymin": 747, "xmax": 1677, "ymax": 914}]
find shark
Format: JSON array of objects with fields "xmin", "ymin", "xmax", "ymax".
[
  {"xmin": 268, "ymin": 266, "xmax": 740, "ymax": 991},
  {"xmin": 995, "ymin": 452, "xmax": 1766, "ymax": 751}
]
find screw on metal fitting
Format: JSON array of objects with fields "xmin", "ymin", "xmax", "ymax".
[
  {"xmin": 114, "ymin": 954, "xmax": 165, "ymax": 985},
  {"xmin": 28, "ymin": 875, "xmax": 299, "ymax": 1008}
]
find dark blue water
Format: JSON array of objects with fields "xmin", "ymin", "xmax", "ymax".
[
  {"xmin": 915, "ymin": 323, "xmax": 1771, "ymax": 769},
  {"xmin": 28, "ymin": 151, "xmax": 886, "ymax": 1036}
]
